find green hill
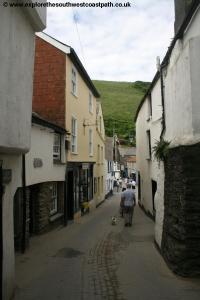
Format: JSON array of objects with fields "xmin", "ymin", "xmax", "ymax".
[{"xmin": 93, "ymin": 80, "xmax": 150, "ymax": 144}]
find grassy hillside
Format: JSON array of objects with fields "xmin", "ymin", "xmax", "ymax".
[{"xmin": 93, "ymin": 80, "xmax": 150, "ymax": 144}]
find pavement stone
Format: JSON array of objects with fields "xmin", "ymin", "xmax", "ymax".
[{"xmin": 14, "ymin": 192, "xmax": 200, "ymax": 300}]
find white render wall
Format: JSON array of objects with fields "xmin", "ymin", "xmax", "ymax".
[
  {"xmin": 25, "ymin": 125, "xmax": 66, "ymax": 186},
  {"xmin": 164, "ymin": 7, "xmax": 200, "ymax": 147},
  {"xmin": 136, "ymin": 79, "xmax": 165, "ymax": 247},
  {"xmin": 0, "ymin": 3, "xmax": 46, "ymax": 154},
  {"xmin": 0, "ymin": 154, "xmax": 22, "ymax": 300}
]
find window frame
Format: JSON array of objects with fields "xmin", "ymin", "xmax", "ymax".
[
  {"xmin": 71, "ymin": 117, "xmax": 78, "ymax": 154},
  {"xmin": 89, "ymin": 128, "xmax": 93, "ymax": 156},
  {"xmin": 50, "ymin": 183, "xmax": 58, "ymax": 215},
  {"xmin": 146, "ymin": 130, "xmax": 152, "ymax": 159},
  {"xmin": 53, "ymin": 133, "xmax": 61, "ymax": 161},
  {"xmin": 89, "ymin": 92, "xmax": 93, "ymax": 114},
  {"xmin": 71, "ymin": 66, "xmax": 77, "ymax": 96}
]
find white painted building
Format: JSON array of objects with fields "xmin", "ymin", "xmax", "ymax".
[
  {"xmin": 136, "ymin": 0, "xmax": 200, "ymax": 276},
  {"xmin": 0, "ymin": 2, "xmax": 46, "ymax": 299},
  {"xmin": 13, "ymin": 114, "xmax": 67, "ymax": 252},
  {"xmin": 104, "ymin": 137, "xmax": 115, "ymax": 197}
]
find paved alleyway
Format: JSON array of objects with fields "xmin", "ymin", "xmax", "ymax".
[{"xmin": 14, "ymin": 193, "xmax": 200, "ymax": 300}]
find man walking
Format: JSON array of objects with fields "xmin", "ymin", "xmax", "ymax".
[{"xmin": 121, "ymin": 183, "xmax": 136, "ymax": 226}]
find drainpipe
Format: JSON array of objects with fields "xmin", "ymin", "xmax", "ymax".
[
  {"xmin": 21, "ymin": 154, "xmax": 27, "ymax": 253},
  {"xmin": 0, "ymin": 160, "xmax": 3, "ymax": 299},
  {"xmin": 160, "ymin": 66, "xmax": 166, "ymax": 139},
  {"xmin": 157, "ymin": 57, "xmax": 166, "ymax": 139},
  {"xmin": 64, "ymin": 165, "xmax": 68, "ymax": 227}
]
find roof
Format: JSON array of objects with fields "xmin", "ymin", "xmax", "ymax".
[
  {"xmin": 32, "ymin": 112, "xmax": 67, "ymax": 134},
  {"xmin": 36, "ymin": 32, "xmax": 100, "ymax": 98},
  {"xmin": 134, "ymin": 0, "xmax": 200, "ymax": 122}
]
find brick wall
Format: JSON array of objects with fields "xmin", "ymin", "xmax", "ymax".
[{"xmin": 33, "ymin": 36, "xmax": 66, "ymax": 128}]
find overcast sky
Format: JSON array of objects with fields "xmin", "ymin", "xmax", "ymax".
[{"xmin": 45, "ymin": 0, "xmax": 175, "ymax": 82}]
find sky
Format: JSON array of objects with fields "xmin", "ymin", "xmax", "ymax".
[{"xmin": 45, "ymin": 0, "xmax": 175, "ymax": 82}]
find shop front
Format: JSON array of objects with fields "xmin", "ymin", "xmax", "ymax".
[{"xmin": 67, "ymin": 162, "xmax": 94, "ymax": 219}]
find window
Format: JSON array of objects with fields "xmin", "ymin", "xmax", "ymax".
[
  {"xmin": 101, "ymin": 146, "xmax": 103, "ymax": 164},
  {"xmin": 89, "ymin": 129, "xmax": 93, "ymax": 156},
  {"xmin": 147, "ymin": 93, "xmax": 152, "ymax": 120},
  {"xmin": 101, "ymin": 176, "xmax": 103, "ymax": 193},
  {"xmin": 71, "ymin": 117, "xmax": 77, "ymax": 153},
  {"xmin": 97, "ymin": 145, "xmax": 100, "ymax": 164},
  {"xmin": 71, "ymin": 66, "xmax": 77, "ymax": 96},
  {"xmin": 53, "ymin": 133, "xmax": 61, "ymax": 160},
  {"xmin": 89, "ymin": 93, "xmax": 93, "ymax": 114},
  {"xmin": 146, "ymin": 130, "xmax": 152, "ymax": 159},
  {"xmin": 50, "ymin": 183, "xmax": 58, "ymax": 215},
  {"xmin": 99, "ymin": 116, "xmax": 102, "ymax": 133}
]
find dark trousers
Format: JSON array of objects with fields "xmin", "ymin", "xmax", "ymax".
[{"xmin": 124, "ymin": 206, "xmax": 134, "ymax": 225}]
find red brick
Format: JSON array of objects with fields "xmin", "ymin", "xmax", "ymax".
[{"xmin": 33, "ymin": 36, "xmax": 66, "ymax": 128}]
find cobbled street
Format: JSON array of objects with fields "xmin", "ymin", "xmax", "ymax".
[{"xmin": 14, "ymin": 193, "xmax": 200, "ymax": 300}]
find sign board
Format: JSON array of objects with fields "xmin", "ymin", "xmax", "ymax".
[
  {"xmin": 33, "ymin": 158, "xmax": 43, "ymax": 168},
  {"xmin": 82, "ymin": 163, "xmax": 89, "ymax": 170}
]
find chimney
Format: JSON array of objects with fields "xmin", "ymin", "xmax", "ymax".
[{"xmin": 174, "ymin": 0, "xmax": 193, "ymax": 35}]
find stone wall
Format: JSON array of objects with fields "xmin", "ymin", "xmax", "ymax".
[
  {"xmin": 33, "ymin": 182, "xmax": 64, "ymax": 234},
  {"xmin": 162, "ymin": 142, "xmax": 200, "ymax": 276}
]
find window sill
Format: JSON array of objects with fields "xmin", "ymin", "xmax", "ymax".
[
  {"xmin": 49, "ymin": 213, "xmax": 63, "ymax": 222},
  {"xmin": 146, "ymin": 116, "xmax": 152, "ymax": 122},
  {"xmin": 71, "ymin": 152, "xmax": 78, "ymax": 155},
  {"xmin": 71, "ymin": 92, "xmax": 78, "ymax": 99},
  {"xmin": 146, "ymin": 157, "xmax": 152, "ymax": 161},
  {"xmin": 53, "ymin": 159, "xmax": 66, "ymax": 165}
]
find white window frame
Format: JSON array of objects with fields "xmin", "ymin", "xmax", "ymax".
[
  {"xmin": 89, "ymin": 128, "xmax": 93, "ymax": 156},
  {"xmin": 71, "ymin": 66, "xmax": 77, "ymax": 96},
  {"xmin": 53, "ymin": 133, "xmax": 61, "ymax": 160},
  {"xmin": 71, "ymin": 117, "xmax": 77, "ymax": 153},
  {"xmin": 50, "ymin": 183, "xmax": 58, "ymax": 215},
  {"xmin": 89, "ymin": 92, "xmax": 93, "ymax": 114}
]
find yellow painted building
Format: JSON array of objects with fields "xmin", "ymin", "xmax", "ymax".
[{"xmin": 65, "ymin": 48, "xmax": 106, "ymax": 217}]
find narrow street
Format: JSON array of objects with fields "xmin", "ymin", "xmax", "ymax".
[{"xmin": 14, "ymin": 192, "xmax": 200, "ymax": 300}]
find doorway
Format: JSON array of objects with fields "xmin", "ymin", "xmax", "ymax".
[
  {"xmin": 67, "ymin": 171, "xmax": 74, "ymax": 220},
  {"xmin": 151, "ymin": 180, "xmax": 157, "ymax": 218}
]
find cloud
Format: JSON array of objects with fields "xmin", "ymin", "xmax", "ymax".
[{"xmin": 45, "ymin": 0, "xmax": 175, "ymax": 82}]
